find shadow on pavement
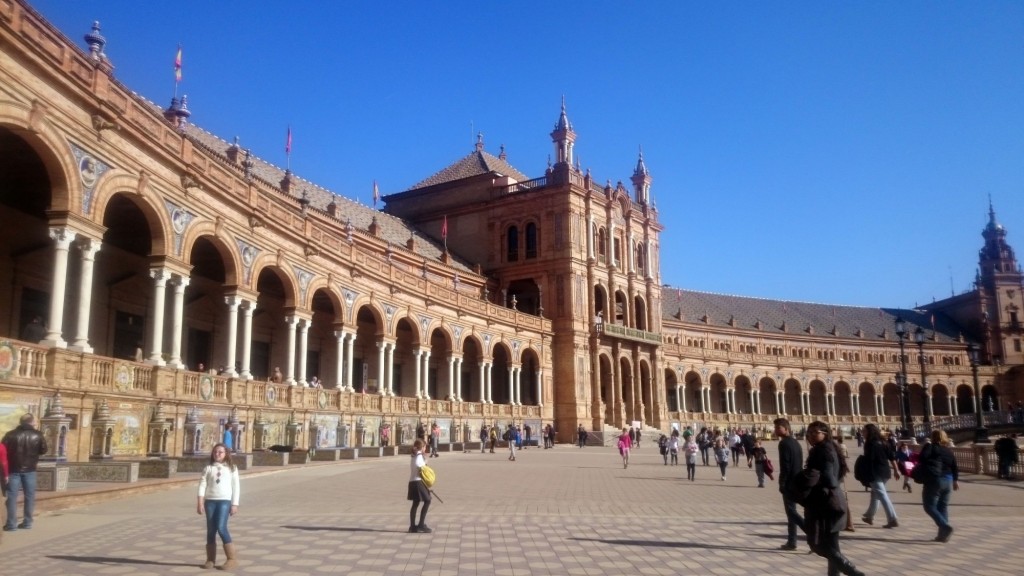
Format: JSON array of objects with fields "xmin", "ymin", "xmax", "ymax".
[
  {"xmin": 48, "ymin": 555, "xmax": 196, "ymax": 567},
  {"xmin": 570, "ymin": 537, "xmax": 787, "ymax": 553},
  {"xmin": 281, "ymin": 525, "xmax": 398, "ymax": 533}
]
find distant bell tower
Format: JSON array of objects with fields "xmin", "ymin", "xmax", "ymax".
[
  {"xmin": 550, "ymin": 97, "xmax": 576, "ymax": 167},
  {"xmin": 977, "ymin": 198, "xmax": 1024, "ymax": 365},
  {"xmin": 631, "ymin": 147, "xmax": 652, "ymax": 205}
]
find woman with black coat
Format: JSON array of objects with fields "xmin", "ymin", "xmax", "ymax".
[{"xmin": 804, "ymin": 421, "xmax": 864, "ymax": 576}]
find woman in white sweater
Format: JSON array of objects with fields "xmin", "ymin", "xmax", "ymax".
[{"xmin": 197, "ymin": 443, "xmax": 240, "ymax": 569}]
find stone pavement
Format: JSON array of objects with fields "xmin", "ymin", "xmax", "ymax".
[{"xmin": 2, "ymin": 441, "xmax": 1023, "ymax": 575}]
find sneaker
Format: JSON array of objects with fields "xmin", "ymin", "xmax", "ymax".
[
  {"xmin": 721, "ymin": 476, "xmax": 726, "ymax": 481},
  {"xmin": 861, "ymin": 515, "xmax": 873, "ymax": 526},
  {"xmin": 417, "ymin": 524, "xmax": 432, "ymax": 533},
  {"xmin": 2, "ymin": 526, "xmax": 15, "ymax": 532},
  {"xmin": 17, "ymin": 523, "xmax": 31, "ymax": 530},
  {"xmin": 408, "ymin": 525, "xmax": 419, "ymax": 533},
  {"xmin": 936, "ymin": 526, "xmax": 953, "ymax": 542},
  {"xmin": 779, "ymin": 543, "xmax": 798, "ymax": 551},
  {"xmin": 883, "ymin": 520, "xmax": 899, "ymax": 529}
]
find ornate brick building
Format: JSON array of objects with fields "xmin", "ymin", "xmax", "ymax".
[{"xmin": 0, "ymin": 1, "xmax": 1017, "ymax": 462}]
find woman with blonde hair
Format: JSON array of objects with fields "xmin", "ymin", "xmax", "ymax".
[{"xmin": 917, "ymin": 429, "xmax": 959, "ymax": 542}]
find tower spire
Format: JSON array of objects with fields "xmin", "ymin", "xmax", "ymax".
[
  {"xmin": 631, "ymin": 145, "xmax": 652, "ymax": 205},
  {"xmin": 550, "ymin": 96, "xmax": 576, "ymax": 167}
]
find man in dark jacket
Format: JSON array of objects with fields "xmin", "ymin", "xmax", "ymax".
[
  {"xmin": 994, "ymin": 434, "xmax": 1019, "ymax": 480},
  {"xmin": 775, "ymin": 417, "xmax": 805, "ymax": 550},
  {"xmin": 859, "ymin": 423, "xmax": 900, "ymax": 528},
  {"xmin": 3, "ymin": 413, "xmax": 48, "ymax": 531}
]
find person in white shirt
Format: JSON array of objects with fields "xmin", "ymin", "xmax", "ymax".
[
  {"xmin": 197, "ymin": 443, "xmax": 240, "ymax": 569},
  {"xmin": 407, "ymin": 439, "xmax": 432, "ymax": 533}
]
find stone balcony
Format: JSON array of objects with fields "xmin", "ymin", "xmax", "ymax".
[{"xmin": 597, "ymin": 322, "xmax": 662, "ymax": 345}]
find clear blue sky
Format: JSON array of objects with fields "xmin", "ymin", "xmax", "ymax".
[{"xmin": 31, "ymin": 1, "xmax": 1024, "ymax": 308}]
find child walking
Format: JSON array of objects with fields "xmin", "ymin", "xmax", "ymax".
[
  {"xmin": 408, "ymin": 439, "xmax": 433, "ymax": 533},
  {"xmin": 197, "ymin": 443, "xmax": 240, "ymax": 570}
]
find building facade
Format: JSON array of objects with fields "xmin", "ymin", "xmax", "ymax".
[{"xmin": 0, "ymin": 1, "xmax": 1017, "ymax": 462}]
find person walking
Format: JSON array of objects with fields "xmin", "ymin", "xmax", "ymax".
[
  {"xmin": 523, "ymin": 424, "xmax": 532, "ymax": 449},
  {"xmin": 669, "ymin": 430, "xmax": 680, "ymax": 466},
  {"xmin": 697, "ymin": 427, "xmax": 711, "ymax": 466},
  {"xmin": 658, "ymin": 434, "xmax": 669, "ymax": 465},
  {"xmin": 683, "ymin": 434, "xmax": 698, "ymax": 481},
  {"xmin": 714, "ymin": 433, "xmax": 730, "ymax": 480},
  {"xmin": 489, "ymin": 425, "xmax": 498, "ymax": 453},
  {"xmin": 617, "ymin": 428, "xmax": 631, "ymax": 469},
  {"xmin": 628, "ymin": 427, "xmax": 636, "ymax": 449},
  {"xmin": 918, "ymin": 429, "xmax": 959, "ymax": 542},
  {"xmin": 3, "ymin": 413, "xmax": 47, "ymax": 532},
  {"xmin": 635, "ymin": 428, "xmax": 641, "ymax": 448},
  {"xmin": 860, "ymin": 423, "xmax": 900, "ymax": 529},
  {"xmin": 577, "ymin": 424, "xmax": 587, "ymax": 448},
  {"xmin": 775, "ymin": 417, "xmax": 805, "ymax": 551},
  {"xmin": 506, "ymin": 425, "xmax": 517, "ymax": 461},
  {"xmin": 895, "ymin": 441, "xmax": 915, "ymax": 493},
  {"xmin": 407, "ymin": 439, "xmax": 432, "ymax": 533},
  {"xmin": 750, "ymin": 438, "xmax": 767, "ymax": 487},
  {"xmin": 197, "ymin": 443, "xmax": 240, "ymax": 570},
  {"xmin": 803, "ymin": 421, "xmax": 864, "ymax": 576},
  {"xmin": 730, "ymin": 429, "xmax": 743, "ymax": 466},
  {"xmin": 835, "ymin": 432, "xmax": 855, "ymax": 532},
  {"xmin": 994, "ymin": 433, "xmax": 1019, "ymax": 480},
  {"xmin": 479, "ymin": 423, "xmax": 488, "ymax": 454},
  {"xmin": 548, "ymin": 424, "xmax": 556, "ymax": 449},
  {"xmin": 429, "ymin": 423, "xmax": 440, "ymax": 458}
]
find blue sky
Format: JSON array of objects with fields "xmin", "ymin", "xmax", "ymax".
[{"xmin": 31, "ymin": 1, "xmax": 1024, "ymax": 308}]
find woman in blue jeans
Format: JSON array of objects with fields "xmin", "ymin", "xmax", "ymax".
[
  {"xmin": 197, "ymin": 443, "xmax": 240, "ymax": 569},
  {"xmin": 918, "ymin": 429, "xmax": 959, "ymax": 542},
  {"xmin": 859, "ymin": 424, "xmax": 900, "ymax": 528}
]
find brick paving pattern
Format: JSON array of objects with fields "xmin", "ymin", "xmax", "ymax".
[{"xmin": 2, "ymin": 441, "xmax": 1022, "ymax": 575}]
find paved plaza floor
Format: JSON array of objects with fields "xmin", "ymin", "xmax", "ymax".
[{"xmin": 2, "ymin": 441, "xmax": 1023, "ymax": 575}]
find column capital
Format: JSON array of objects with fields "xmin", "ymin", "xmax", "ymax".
[
  {"xmin": 150, "ymin": 267, "xmax": 172, "ymax": 283},
  {"xmin": 174, "ymin": 275, "xmax": 191, "ymax": 289},
  {"xmin": 285, "ymin": 314, "xmax": 299, "ymax": 327},
  {"xmin": 78, "ymin": 236, "xmax": 102, "ymax": 257},
  {"xmin": 49, "ymin": 227, "xmax": 77, "ymax": 249}
]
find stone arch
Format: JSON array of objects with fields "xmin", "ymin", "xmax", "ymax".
[
  {"xmin": 834, "ymin": 381, "xmax": 853, "ymax": 416},
  {"xmin": 684, "ymin": 370, "xmax": 703, "ymax": 413},
  {"xmin": 858, "ymin": 381, "xmax": 877, "ymax": 416},
  {"xmin": 758, "ymin": 377, "xmax": 779, "ymax": 414},
  {"xmin": 709, "ymin": 372, "xmax": 728, "ymax": 414},
  {"xmin": 930, "ymin": 383, "xmax": 951, "ymax": 417},
  {"xmin": 0, "ymin": 101, "xmax": 75, "ymax": 214},
  {"xmin": 808, "ymin": 380, "xmax": 827, "ymax": 416},
  {"xmin": 184, "ymin": 231, "xmax": 240, "ymax": 286},
  {"xmin": 882, "ymin": 381, "xmax": 901, "ymax": 416},
  {"xmin": 783, "ymin": 379, "xmax": 802, "ymax": 414},
  {"xmin": 249, "ymin": 261, "xmax": 298, "ymax": 308},
  {"xmin": 734, "ymin": 375, "xmax": 753, "ymax": 414},
  {"xmin": 665, "ymin": 367, "xmax": 680, "ymax": 412},
  {"xmin": 620, "ymin": 356, "xmax": 635, "ymax": 422},
  {"xmin": 639, "ymin": 358, "xmax": 653, "ymax": 423},
  {"xmin": 492, "ymin": 341, "xmax": 513, "ymax": 405},
  {"xmin": 520, "ymin": 347, "xmax": 541, "ymax": 406},
  {"xmin": 599, "ymin": 353, "xmax": 614, "ymax": 423},
  {"xmin": 96, "ymin": 186, "xmax": 170, "ymax": 258}
]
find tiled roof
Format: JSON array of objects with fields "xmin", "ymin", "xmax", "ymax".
[
  {"xmin": 661, "ymin": 288, "xmax": 965, "ymax": 345},
  {"xmin": 182, "ymin": 125, "xmax": 473, "ymax": 272},
  {"xmin": 409, "ymin": 149, "xmax": 530, "ymax": 190}
]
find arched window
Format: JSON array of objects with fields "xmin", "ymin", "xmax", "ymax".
[
  {"xmin": 598, "ymin": 228, "xmax": 607, "ymax": 261},
  {"xmin": 507, "ymin": 226, "xmax": 519, "ymax": 262},
  {"xmin": 525, "ymin": 222, "xmax": 538, "ymax": 259},
  {"xmin": 636, "ymin": 243, "xmax": 646, "ymax": 276}
]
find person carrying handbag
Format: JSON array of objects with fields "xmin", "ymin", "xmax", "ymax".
[{"xmin": 804, "ymin": 421, "xmax": 864, "ymax": 576}]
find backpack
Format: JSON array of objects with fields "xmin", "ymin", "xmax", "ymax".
[
  {"xmin": 853, "ymin": 454, "xmax": 870, "ymax": 487},
  {"xmin": 503, "ymin": 429, "xmax": 511, "ymax": 441},
  {"xmin": 420, "ymin": 464, "xmax": 436, "ymax": 488}
]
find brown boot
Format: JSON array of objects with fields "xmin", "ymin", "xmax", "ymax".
[
  {"xmin": 202, "ymin": 543, "xmax": 216, "ymax": 569},
  {"xmin": 220, "ymin": 543, "xmax": 237, "ymax": 570}
]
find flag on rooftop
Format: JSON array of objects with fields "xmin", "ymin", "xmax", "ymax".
[
  {"xmin": 174, "ymin": 45, "xmax": 182, "ymax": 82},
  {"xmin": 373, "ymin": 180, "xmax": 380, "ymax": 208}
]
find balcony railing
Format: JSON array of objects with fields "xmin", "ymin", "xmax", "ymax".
[{"xmin": 598, "ymin": 322, "xmax": 662, "ymax": 345}]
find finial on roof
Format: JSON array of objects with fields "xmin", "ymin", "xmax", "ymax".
[
  {"xmin": 633, "ymin": 145, "xmax": 648, "ymax": 176},
  {"xmin": 499, "ymin": 144, "xmax": 506, "ymax": 160},
  {"xmin": 177, "ymin": 95, "xmax": 191, "ymax": 118},
  {"xmin": 84, "ymin": 21, "xmax": 107, "ymax": 62},
  {"xmin": 327, "ymin": 194, "xmax": 338, "ymax": 217},
  {"xmin": 986, "ymin": 194, "xmax": 1002, "ymax": 232},
  {"xmin": 475, "ymin": 132, "xmax": 484, "ymax": 152},
  {"xmin": 554, "ymin": 95, "xmax": 572, "ymax": 131},
  {"xmin": 242, "ymin": 149, "xmax": 253, "ymax": 181}
]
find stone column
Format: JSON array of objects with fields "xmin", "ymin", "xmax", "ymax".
[
  {"xmin": 876, "ymin": 395, "xmax": 884, "ymax": 417},
  {"xmin": 421, "ymin": 349, "xmax": 431, "ymax": 399},
  {"xmin": 223, "ymin": 296, "xmax": 241, "ymax": 377},
  {"xmin": 949, "ymin": 395, "xmax": 956, "ymax": 416},
  {"xmin": 477, "ymin": 362, "xmax": 486, "ymax": 402},
  {"xmin": 971, "ymin": 395, "xmax": 977, "ymax": 414},
  {"xmin": 515, "ymin": 366, "xmax": 523, "ymax": 405},
  {"xmin": 70, "ymin": 237, "xmax": 100, "ymax": 353},
  {"xmin": 413, "ymin": 349, "xmax": 423, "ymax": 398},
  {"xmin": 239, "ymin": 300, "xmax": 254, "ymax": 380},
  {"xmin": 147, "ymin": 268, "xmax": 170, "ymax": 365},
  {"xmin": 852, "ymin": 394, "xmax": 860, "ymax": 417},
  {"xmin": 296, "ymin": 318, "xmax": 309, "ymax": 386},
  {"xmin": 485, "ymin": 362, "xmax": 493, "ymax": 403},
  {"xmin": 454, "ymin": 357, "xmax": 463, "ymax": 400},
  {"xmin": 167, "ymin": 276, "xmax": 189, "ymax": 368},
  {"xmin": 385, "ymin": 342, "xmax": 396, "ymax": 395},
  {"xmin": 535, "ymin": 368, "xmax": 542, "ymax": 407},
  {"xmin": 507, "ymin": 366, "xmax": 515, "ymax": 405},
  {"xmin": 344, "ymin": 333, "xmax": 355, "ymax": 391},
  {"xmin": 925, "ymin": 394, "xmax": 933, "ymax": 419},
  {"xmin": 376, "ymin": 341, "xmax": 386, "ymax": 394},
  {"xmin": 284, "ymin": 315, "xmax": 298, "ymax": 385},
  {"xmin": 334, "ymin": 331, "xmax": 346, "ymax": 389},
  {"xmin": 676, "ymin": 384, "xmax": 684, "ymax": 412},
  {"xmin": 447, "ymin": 356, "xmax": 455, "ymax": 400},
  {"xmin": 42, "ymin": 227, "xmax": 76, "ymax": 348}
]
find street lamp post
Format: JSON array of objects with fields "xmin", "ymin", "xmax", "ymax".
[
  {"xmin": 915, "ymin": 327, "xmax": 929, "ymax": 424},
  {"xmin": 894, "ymin": 318, "xmax": 912, "ymax": 439},
  {"xmin": 967, "ymin": 343, "xmax": 990, "ymax": 444}
]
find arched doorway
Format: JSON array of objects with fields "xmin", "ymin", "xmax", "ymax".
[
  {"xmin": 882, "ymin": 382, "xmax": 901, "ymax": 416},
  {"xmin": 620, "ymin": 357, "xmax": 634, "ymax": 422},
  {"xmin": 808, "ymin": 380, "xmax": 827, "ymax": 416},
  {"xmin": 931, "ymin": 385, "xmax": 951, "ymax": 416},
  {"xmin": 665, "ymin": 369, "xmax": 679, "ymax": 412},
  {"xmin": 734, "ymin": 376, "xmax": 752, "ymax": 415},
  {"xmin": 352, "ymin": 305, "xmax": 382, "ymax": 393},
  {"xmin": 759, "ymin": 377, "xmax": 778, "ymax": 415},
  {"xmin": 521, "ymin": 348, "xmax": 540, "ymax": 405},
  {"xmin": 492, "ymin": 343, "xmax": 511, "ymax": 405},
  {"xmin": 462, "ymin": 336, "xmax": 483, "ymax": 402},
  {"xmin": 834, "ymin": 381, "xmax": 853, "ymax": 416},
  {"xmin": 858, "ymin": 381, "xmax": 877, "ymax": 416},
  {"xmin": 394, "ymin": 318, "xmax": 420, "ymax": 398},
  {"xmin": 956, "ymin": 384, "xmax": 975, "ymax": 414},
  {"xmin": 784, "ymin": 379, "xmax": 802, "ymax": 414},
  {"xmin": 709, "ymin": 373, "xmax": 727, "ymax": 414},
  {"xmin": 685, "ymin": 371, "xmax": 703, "ymax": 413},
  {"xmin": 428, "ymin": 328, "xmax": 452, "ymax": 400},
  {"xmin": 600, "ymin": 354, "xmax": 613, "ymax": 423},
  {"xmin": 639, "ymin": 359, "xmax": 653, "ymax": 423}
]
